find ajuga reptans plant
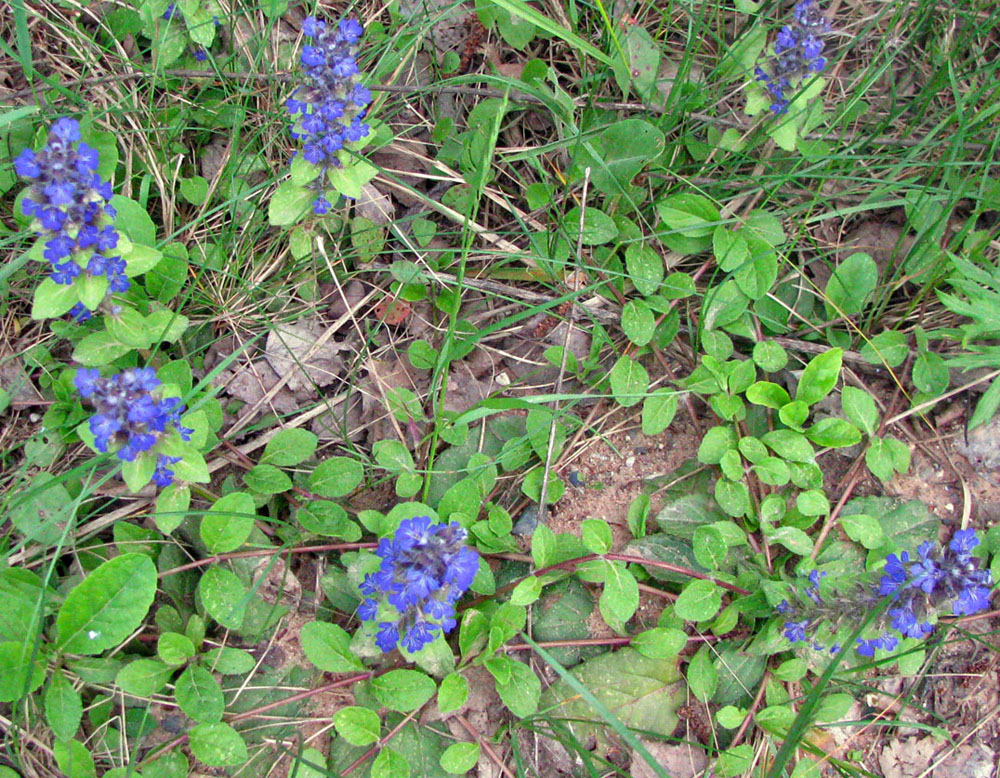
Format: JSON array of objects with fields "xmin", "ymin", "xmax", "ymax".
[
  {"xmin": 75, "ymin": 367, "xmax": 193, "ymax": 488},
  {"xmin": 359, "ymin": 516, "xmax": 479, "ymax": 653},
  {"xmin": 286, "ymin": 16, "xmax": 372, "ymax": 215},
  {"xmin": 779, "ymin": 529, "xmax": 993, "ymax": 657},
  {"xmin": 15, "ymin": 118, "xmax": 125, "ymax": 321},
  {"xmin": 755, "ymin": 0, "xmax": 830, "ymax": 114}
]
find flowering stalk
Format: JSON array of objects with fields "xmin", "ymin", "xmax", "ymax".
[
  {"xmin": 16, "ymin": 118, "xmax": 126, "ymax": 321},
  {"xmin": 779, "ymin": 530, "xmax": 993, "ymax": 658},
  {"xmin": 359, "ymin": 516, "xmax": 479, "ymax": 653},
  {"xmin": 74, "ymin": 367, "xmax": 193, "ymax": 489},
  {"xmin": 754, "ymin": 0, "xmax": 830, "ymax": 115},
  {"xmin": 286, "ymin": 16, "xmax": 372, "ymax": 215}
]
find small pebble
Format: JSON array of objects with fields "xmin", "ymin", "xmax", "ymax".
[
  {"xmin": 568, "ymin": 471, "xmax": 585, "ymax": 487},
  {"xmin": 625, "ymin": 455, "xmax": 636, "ymax": 468},
  {"xmin": 512, "ymin": 505, "xmax": 540, "ymax": 536}
]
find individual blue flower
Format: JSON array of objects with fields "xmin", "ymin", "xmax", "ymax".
[
  {"xmin": 784, "ymin": 620, "xmax": 809, "ymax": 643},
  {"xmin": 15, "ymin": 148, "xmax": 41, "ymax": 178},
  {"xmin": 51, "ymin": 261, "xmax": 81, "ymax": 285},
  {"xmin": 152, "ymin": 455, "xmax": 182, "ymax": 487},
  {"xmin": 193, "ymin": 49, "xmax": 208, "ymax": 62},
  {"xmin": 401, "ymin": 621, "xmax": 439, "ymax": 653},
  {"xmin": 74, "ymin": 368, "xmax": 101, "ymax": 397},
  {"xmin": 375, "ymin": 622, "xmax": 400, "ymax": 653},
  {"xmin": 69, "ymin": 303, "xmax": 92, "ymax": 322}
]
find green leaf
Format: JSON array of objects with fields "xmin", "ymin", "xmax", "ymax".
[
  {"xmin": 200, "ymin": 491, "xmax": 256, "ymax": 553},
  {"xmin": 158, "ymin": 632, "xmax": 195, "ymax": 665},
  {"xmin": 198, "ymin": 566, "xmax": 247, "ymax": 630},
  {"xmin": 674, "ymin": 579, "xmax": 722, "ymax": 621},
  {"xmin": 179, "ymin": 175, "xmax": 209, "ymax": 205},
  {"xmin": 769, "ymin": 526, "xmax": 813, "ymax": 555},
  {"xmin": 860, "ymin": 330, "xmax": 908, "ymax": 367},
  {"xmin": 825, "ymin": 252, "xmax": 878, "ymax": 316},
  {"xmin": 372, "ymin": 669, "xmax": 437, "ymax": 712},
  {"xmin": 188, "ymin": 722, "xmax": 248, "ymax": 767},
  {"xmin": 599, "ymin": 561, "xmax": 639, "ymax": 626},
  {"xmin": 538, "ymin": 647, "xmax": 683, "ymax": 753},
  {"xmin": 115, "ymin": 658, "xmax": 174, "ymax": 696},
  {"xmin": 440, "ymin": 743, "xmax": 479, "ymax": 774},
  {"xmin": 333, "ymin": 706, "xmax": 381, "ymax": 745},
  {"xmin": 203, "ymin": 647, "xmax": 256, "ymax": 675},
  {"xmin": 565, "ymin": 206, "xmax": 619, "ymax": 245},
  {"xmin": 641, "ymin": 389, "xmax": 678, "ymax": 435},
  {"xmin": 753, "ymin": 341, "xmax": 788, "ymax": 372},
  {"xmin": 657, "ymin": 193, "xmax": 720, "ymax": 241},
  {"xmin": 779, "ymin": 400, "xmax": 807, "ymax": 431},
  {"xmin": 32, "ymin": 278, "xmax": 79, "ymax": 319},
  {"xmin": 631, "ymin": 627, "xmax": 687, "ymax": 659},
  {"xmin": 437, "ymin": 672, "xmax": 468, "ymax": 714},
  {"xmin": 45, "ymin": 672, "xmax": 83, "ymax": 740},
  {"xmin": 10, "ymin": 471, "xmax": 76, "ymax": 545},
  {"xmin": 805, "ymin": 418, "xmax": 861, "ymax": 448},
  {"xmin": 297, "ymin": 501, "xmax": 360, "ymax": 539},
  {"xmin": 121, "ymin": 243, "xmax": 163, "ymax": 277},
  {"xmin": 370, "ymin": 748, "xmax": 409, "ymax": 778},
  {"xmin": 841, "ymin": 386, "xmax": 879, "ymax": 436},
  {"xmin": 698, "ymin": 425, "xmax": 736, "ymax": 464},
  {"xmin": 56, "ymin": 553, "xmax": 157, "ymax": 654},
  {"xmin": 745, "ymin": 381, "xmax": 791, "ymax": 409},
  {"xmin": 510, "ymin": 576, "xmax": 543, "ymax": 606},
  {"xmin": 301, "ymin": 621, "xmax": 365, "ymax": 672},
  {"xmin": 486, "ymin": 656, "xmax": 541, "ymax": 717},
  {"xmin": 244, "ymin": 463, "xmax": 293, "ymax": 494},
  {"xmin": 713, "ymin": 226, "xmax": 749, "ymax": 272},
  {"xmin": 581, "ymin": 518, "xmax": 612, "ymax": 554},
  {"xmin": 72, "ymin": 330, "xmax": 133, "ymax": 367},
  {"xmin": 693, "ymin": 525, "xmax": 728, "ymax": 570},
  {"xmin": 839, "ymin": 513, "xmax": 885, "ymax": 549},
  {"xmin": 761, "ymin": 429, "xmax": 815, "ymax": 462},
  {"xmin": 175, "ymin": 664, "xmax": 225, "ymax": 723},
  {"xmin": 111, "ymin": 194, "xmax": 156, "ymax": 244},
  {"xmin": 309, "ymin": 457, "xmax": 364, "ymax": 497},
  {"xmin": 866, "ymin": 436, "xmax": 911, "ymax": 481},
  {"xmin": 262, "ymin": 428, "xmax": 318, "ymax": 466},
  {"xmin": 53, "ymin": 739, "xmax": 96, "ymax": 778},
  {"xmin": 373, "ymin": 439, "xmax": 415, "ymax": 472},
  {"xmin": 328, "ymin": 158, "xmax": 378, "ymax": 199},
  {"xmin": 269, "ymin": 181, "xmax": 315, "ymax": 226},
  {"xmin": 621, "ymin": 299, "xmax": 656, "ymax": 346},
  {"xmin": 0, "ymin": 641, "xmax": 45, "ymax": 701},
  {"xmin": 795, "ymin": 348, "xmax": 842, "ymax": 407},
  {"xmin": 585, "ymin": 118, "xmax": 665, "ymax": 195},
  {"xmin": 626, "ymin": 244, "xmax": 664, "ymax": 296},
  {"xmin": 686, "ymin": 644, "xmax": 717, "ymax": 702}
]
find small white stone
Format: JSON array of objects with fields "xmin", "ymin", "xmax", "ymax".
[
  {"xmin": 495, "ymin": 372, "xmax": 510, "ymax": 387},
  {"xmin": 625, "ymin": 456, "xmax": 636, "ymax": 468},
  {"xmin": 945, "ymin": 503, "xmax": 954, "ymax": 512}
]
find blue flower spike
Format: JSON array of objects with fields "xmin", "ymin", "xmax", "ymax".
[
  {"xmin": 755, "ymin": 0, "xmax": 830, "ymax": 114},
  {"xmin": 287, "ymin": 15, "xmax": 372, "ymax": 214},
  {"xmin": 780, "ymin": 530, "xmax": 993, "ymax": 659},
  {"xmin": 359, "ymin": 516, "xmax": 479, "ymax": 654},
  {"xmin": 16, "ymin": 118, "xmax": 128, "ymax": 315},
  {"xmin": 75, "ymin": 367, "xmax": 193, "ymax": 489}
]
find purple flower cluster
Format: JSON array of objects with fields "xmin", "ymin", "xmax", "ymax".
[
  {"xmin": 359, "ymin": 516, "xmax": 479, "ymax": 653},
  {"xmin": 754, "ymin": 0, "xmax": 829, "ymax": 114},
  {"xmin": 74, "ymin": 367, "xmax": 191, "ymax": 487},
  {"xmin": 286, "ymin": 16, "xmax": 372, "ymax": 215},
  {"xmin": 15, "ymin": 118, "xmax": 126, "ymax": 320},
  {"xmin": 779, "ymin": 530, "xmax": 993, "ymax": 659}
]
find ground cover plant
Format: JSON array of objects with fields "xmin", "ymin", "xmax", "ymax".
[{"xmin": 1, "ymin": 0, "xmax": 999, "ymax": 776}]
